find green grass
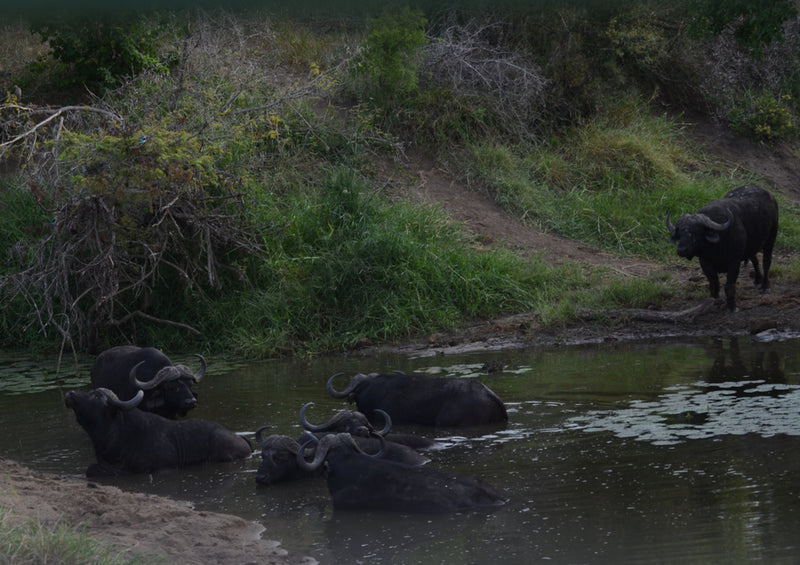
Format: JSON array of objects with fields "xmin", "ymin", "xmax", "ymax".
[
  {"xmin": 466, "ymin": 103, "xmax": 800, "ymax": 262},
  {"xmin": 0, "ymin": 508, "xmax": 148, "ymax": 565},
  {"xmin": 201, "ymin": 168, "xmax": 589, "ymax": 356}
]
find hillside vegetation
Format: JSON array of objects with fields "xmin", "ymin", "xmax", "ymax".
[{"xmin": 1, "ymin": 0, "xmax": 799, "ymax": 358}]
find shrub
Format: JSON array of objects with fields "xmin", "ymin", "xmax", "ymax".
[
  {"xmin": 344, "ymin": 8, "xmax": 428, "ymax": 115},
  {"xmin": 0, "ymin": 127, "xmax": 266, "ymax": 352},
  {"xmin": 729, "ymin": 90, "xmax": 797, "ymax": 141},
  {"xmin": 28, "ymin": 12, "xmax": 171, "ymax": 93}
]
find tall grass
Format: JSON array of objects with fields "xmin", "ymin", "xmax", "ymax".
[{"xmin": 202, "ymin": 168, "xmax": 587, "ymax": 356}]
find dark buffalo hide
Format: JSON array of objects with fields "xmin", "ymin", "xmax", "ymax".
[
  {"xmin": 667, "ymin": 184, "xmax": 778, "ymax": 312},
  {"xmin": 65, "ymin": 388, "xmax": 251, "ymax": 476},
  {"xmin": 327, "ymin": 372, "xmax": 507, "ymax": 427},
  {"xmin": 299, "ymin": 433, "xmax": 506, "ymax": 513}
]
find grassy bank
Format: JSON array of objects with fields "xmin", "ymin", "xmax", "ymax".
[{"xmin": 0, "ymin": 2, "xmax": 799, "ymax": 356}]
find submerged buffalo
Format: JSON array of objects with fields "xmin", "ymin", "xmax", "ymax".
[
  {"xmin": 90, "ymin": 346, "xmax": 206, "ymax": 419},
  {"xmin": 299, "ymin": 402, "xmax": 435, "ymax": 449},
  {"xmin": 297, "ymin": 432, "xmax": 506, "ymax": 513},
  {"xmin": 65, "ymin": 387, "xmax": 251, "ymax": 476},
  {"xmin": 254, "ymin": 404, "xmax": 429, "ymax": 486},
  {"xmin": 327, "ymin": 372, "xmax": 507, "ymax": 427},
  {"xmin": 667, "ymin": 184, "xmax": 779, "ymax": 312}
]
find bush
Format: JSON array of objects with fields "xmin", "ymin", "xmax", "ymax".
[
  {"xmin": 28, "ymin": 12, "xmax": 171, "ymax": 93},
  {"xmin": 728, "ymin": 90, "xmax": 797, "ymax": 141},
  {"xmin": 343, "ymin": 8, "xmax": 428, "ymax": 117},
  {"xmin": 0, "ymin": 127, "xmax": 266, "ymax": 352}
]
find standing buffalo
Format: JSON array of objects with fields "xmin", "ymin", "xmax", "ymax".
[
  {"xmin": 90, "ymin": 346, "xmax": 205, "ymax": 419},
  {"xmin": 667, "ymin": 184, "xmax": 778, "ymax": 312},
  {"xmin": 327, "ymin": 372, "xmax": 507, "ymax": 427},
  {"xmin": 297, "ymin": 432, "xmax": 506, "ymax": 513},
  {"xmin": 65, "ymin": 387, "xmax": 251, "ymax": 476}
]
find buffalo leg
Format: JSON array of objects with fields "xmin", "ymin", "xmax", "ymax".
[
  {"xmin": 760, "ymin": 228, "xmax": 776, "ymax": 292},
  {"xmin": 749, "ymin": 255, "xmax": 763, "ymax": 288},
  {"xmin": 699, "ymin": 258, "xmax": 720, "ymax": 299},
  {"xmin": 724, "ymin": 261, "xmax": 741, "ymax": 312}
]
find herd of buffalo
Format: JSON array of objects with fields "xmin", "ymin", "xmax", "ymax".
[
  {"xmin": 66, "ymin": 345, "xmax": 509, "ymax": 514},
  {"xmin": 64, "ymin": 184, "xmax": 780, "ymax": 513}
]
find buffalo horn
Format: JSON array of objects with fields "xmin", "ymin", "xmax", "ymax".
[
  {"xmin": 296, "ymin": 432, "xmax": 327, "ymax": 471},
  {"xmin": 326, "ymin": 372, "xmax": 368, "ymax": 399},
  {"xmin": 296, "ymin": 432, "xmax": 386, "ymax": 471},
  {"xmin": 98, "ymin": 388, "xmax": 144, "ymax": 410},
  {"xmin": 697, "ymin": 211, "xmax": 732, "ymax": 231},
  {"xmin": 254, "ymin": 425, "xmax": 274, "ymax": 448},
  {"xmin": 130, "ymin": 361, "xmax": 177, "ymax": 389},
  {"xmin": 665, "ymin": 212, "xmax": 676, "ymax": 236},
  {"xmin": 191, "ymin": 354, "xmax": 206, "ymax": 382},
  {"xmin": 373, "ymin": 409, "xmax": 392, "ymax": 436},
  {"xmin": 299, "ymin": 402, "xmax": 333, "ymax": 432}
]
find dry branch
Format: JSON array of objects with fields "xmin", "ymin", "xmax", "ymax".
[
  {"xmin": 0, "ymin": 103, "xmax": 122, "ymax": 157},
  {"xmin": 422, "ymin": 19, "xmax": 548, "ymax": 139},
  {"xmin": 585, "ymin": 298, "xmax": 717, "ymax": 324}
]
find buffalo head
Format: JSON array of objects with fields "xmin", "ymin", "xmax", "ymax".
[
  {"xmin": 296, "ymin": 432, "xmax": 385, "ymax": 472},
  {"xmin": 666, "ymin": 211, "xmax": 732, "ymax": 260},
  {"xmin": 254, "ymin": 426, "xmax": 312, "ymax": 485},
  {"xmin": 129, "ymin": 353, "xmax": 205, "ymax": 417},
  {"xmin": 65, "ymin": 388, "xmax": 144, "ymax": 432}
]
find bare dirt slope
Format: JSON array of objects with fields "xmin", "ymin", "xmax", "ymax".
[{"xmin": 1, "ymin": 118, "xmax": 799, "ymax": 565}]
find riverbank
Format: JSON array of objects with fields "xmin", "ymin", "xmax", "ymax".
[{"xmin": 0, "ymin": 457, "xmax": 315, "ymax": 565}]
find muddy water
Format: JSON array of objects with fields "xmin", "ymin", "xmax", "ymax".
[{"xmin": 2, "ymin": 336, "xmax": 800, "ymax": 563}]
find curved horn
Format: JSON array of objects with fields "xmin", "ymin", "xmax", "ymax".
[
  {"xmin": 296, "ymin": 432, "xmax": 328, "ymax": 471},
  {"xmin": 373, "ymin": 409, "xmax": 392, "ymax": 436},
  {"xmin": 697, "ymin": 211, "xmax": 732, "ymax": 231},
  {"xmin": 254, "ymin": 425, "xmax": 274, "ymax": 448},
  {"xmin": 358, "ymin": 431, "xmax": 387, "ymax": 458},
  {"xmin": 192, "ymin": 354, "xmax": 206, "ymax": 383},
  {"xmin": 326, "ymin": 372, "xmax": 368, "ymax": 399},
  {"xmin": 98, "ymin": 388, "xmax": 144, "ymax": 410},
  {"xmin": 299, "ymin": 402, "xmax": 331, "ymax": 432},
  {"xmin": 666, "ymin": 212, "xmax": 676, "ymax": 236},
  {"xmin": 130, "ymin": 361, "xmax": 174, "ymax": 390}
]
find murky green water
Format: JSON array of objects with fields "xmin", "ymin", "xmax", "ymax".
[{"xmin": 1, "ymin": 336, "xmax": 800, "ymax": 563}]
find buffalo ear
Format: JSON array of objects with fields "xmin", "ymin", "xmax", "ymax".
[{"xmin": 705, "ymin": 232, "xmax": 721, "ymax": 244}]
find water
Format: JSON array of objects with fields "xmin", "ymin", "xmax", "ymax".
[{"xmin": 1, "ymin": 336, "xmax": 800, "ymax": 563}]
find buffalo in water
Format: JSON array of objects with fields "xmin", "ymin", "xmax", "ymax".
[
  {"xmin": 254, "ymin": 403, "xmax": 429, "ymax": 486},
  {"xmin": 298, "ymin": 402, "xmax": 434, "ymax": 449},
  {"xmin": 327, "ymin": 372, "xmax": 507, "ymax": 427},
  {"xmin": 90, "ymin": 346, "xmax": 206, "ymax": 419},
  {"xmin": 667, "ymin": 184, "xmax": 778, "ymax": 312},
  {"xmin": 297, "ymin": 432, "xmax": 506, "ymax": 513},
  {"xmin": 65, "ymin": 387, "xmax": 251, "ymax": 477}
]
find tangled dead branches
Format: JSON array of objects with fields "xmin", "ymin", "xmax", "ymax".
[
  {"xmin": 422, "ymin": 19, "xmax": 548, "ymax": 140},
  {"xmin": 1, "ymin": 170, "xmax": 266, "ymax": 354}
]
